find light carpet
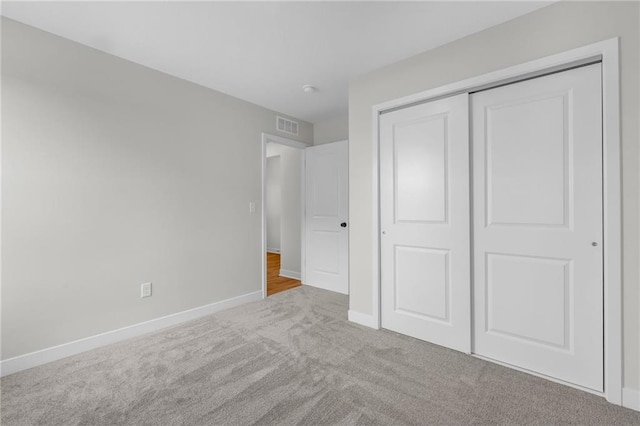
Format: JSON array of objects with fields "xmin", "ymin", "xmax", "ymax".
[{"xmin": 2, "ymin": 286, "xmax": 639, "ymax": 425}]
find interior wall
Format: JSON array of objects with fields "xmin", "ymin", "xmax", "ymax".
[
  {"xmin": 266, "ymin": 143, "xmax": 302, "ymax": 276},
  {"xmin": 266, "ymin": 156, "xmax": 281, "ymax": 253},
  {"xmin": 1, "ymin": 18, "xmax": 313, "ymax": 360},
  {"xmin": 348, "ymin": 1, "xmax": 640, "ymax": 392},
  {"xmin": 313, "ymin": 114, "xmax": 348, "ymax": 146}
]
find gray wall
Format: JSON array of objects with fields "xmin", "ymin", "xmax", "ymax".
[
  {"xmin": 313, "ymin": 115, "xmax": 348, "ymax": 145},
  {"xmin": 1, "ymin": 18, "xmax": 313, "ymax": 360},
  {"xmin": 266, "ymin": 156, "xmax": 281, "ymax": 253},
  {"xmin": 266, "ymin": 143, "xmax": 302, "ymax": 275},
  {"xmin": 348, "ymin": 1, "xmax": 639, "ymax": 391}
]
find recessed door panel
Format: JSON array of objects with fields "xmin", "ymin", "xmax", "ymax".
[
  {"xmin": 311, "ymin": 155, "xmax": 339, "ymax": 218},
  {"xmin": 309, "ymin": 231, "xmax": 339, "ymax": 274},
  {"xmin": 394, "ymin": 246, "xmax": 449, "ymax": 321},
  {"xmin": 472, "ymin": 63, "xmax": 603, "ymax": 391},
  {"xmin": 394, "ymin": 116, "xmax": 447, "ymax": 223},
  {"xmin": 380, "ymin": 93, "xmax": 470, "ymax": 353},
  {"xmin": 486, "ymin": 253, "xmax": 570, "ymax": 349},
  {"xmin": 487, "ymin": 93, "xmax": 569, "ymax": 227}
]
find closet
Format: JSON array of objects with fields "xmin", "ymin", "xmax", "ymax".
[{"xmin": 379, "ymin": 63, "xmax": 604, "ymax": 392}]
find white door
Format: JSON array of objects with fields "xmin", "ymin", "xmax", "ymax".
[
  {"xmin": 304, "ymin": 141, "xmax": 349, "ymax": 294},
  {"xmin": 472, "ymin": 64, "xmax": 603, "ymax": 391},
  {"xmin": 380, "ymin": 94, "xmax": 471, "ymax": 353}
]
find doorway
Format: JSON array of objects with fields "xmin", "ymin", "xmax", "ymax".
[{"xmin": 261, "ymin": 133, "xmax": 306, "ymax": 297}]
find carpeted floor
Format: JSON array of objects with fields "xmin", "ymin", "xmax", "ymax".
[{"xmin": 2, "ymin": 286, "xmax": 639, "ymax": 425}]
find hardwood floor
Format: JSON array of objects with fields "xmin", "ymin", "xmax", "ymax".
[{"xmin": 267, "ymin": 252, "xmax": 301, "ymax": 296}]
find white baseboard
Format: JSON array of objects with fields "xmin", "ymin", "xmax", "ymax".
[
  {"xmin": 266, "ymin": 248, "xmax": 280, "ymax": 254},
  {"xmin": 279, "ymin": 269, "xmax": 301, "ymax": 280},
  {"xmin": 622, "ymin": 387, "xmax": 640, "ymax": 411},
  {"xmin": 348, "ymin": 309, "xmax": 379, "ymax": 329},
  {"xmin": 0, "ymin": 290, "xmax": 263, "ymax": 377}
]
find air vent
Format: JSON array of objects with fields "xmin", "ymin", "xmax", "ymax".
[{"xmin": 276, "ymin": 116, "xmax": 299, "ymax": 136}]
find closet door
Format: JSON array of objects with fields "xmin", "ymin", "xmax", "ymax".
[
  {"xmin": 472, "ymin": 64, "xmax": 603, "ymax": 391},
  {"xmin": 380, "ymin": 93, "xmax": 470, "ymax": 353}
]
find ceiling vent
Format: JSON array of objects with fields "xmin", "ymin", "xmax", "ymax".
[{"xmin": 277, "ymin": 116, "xmax": 299, "ymax": 136}]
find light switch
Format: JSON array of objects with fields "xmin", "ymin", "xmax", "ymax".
[{"xmin": 249, "ymin": 201, "xmax": 256, "ymax": 213}]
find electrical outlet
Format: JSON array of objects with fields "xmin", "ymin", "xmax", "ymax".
[
  {"xmin": 141, "ymin": 282, "xmax": 152, "ymax": 298},
  {"xmin": 249, "ymin": 201, "xmax": 256, "ymax": 213}
]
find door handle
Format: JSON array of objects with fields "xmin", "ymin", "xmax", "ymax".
[{"xmin": 340, "ymin": 222, "xmax": 347, "ymax": 228}]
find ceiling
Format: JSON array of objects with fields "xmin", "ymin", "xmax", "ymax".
[{"xmin": 1, "ymin": 1, "xmax": 551, "ymax": 123}]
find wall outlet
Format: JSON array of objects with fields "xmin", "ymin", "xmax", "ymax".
[{"xmin": 141, "ymin": 282, "xmax": 152, "ymax": 298}]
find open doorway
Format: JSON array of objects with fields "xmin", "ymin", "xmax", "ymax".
[{"xmin": 261, "ymin": 133, "xmax": 307, "ymax": 297}]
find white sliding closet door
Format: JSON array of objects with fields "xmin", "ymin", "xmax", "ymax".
[
  {"xmin": 471, "ymin": 64, "xmax": 603, "ymax": 391},
  {"xmin": 380, "ymin": 94, "xmax": 471, "ymax": 353}
]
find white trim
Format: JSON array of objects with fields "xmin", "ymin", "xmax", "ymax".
[
  {"xmin": 300, "ymin": 148, "xmax": 306, "ymax": 285},
  {"xmin": 600, "ymin": 39, "xmax": 623, "ymax": 405},
  {"xmin": 279, "ymin": 269, "xmax": 301, "ymax": 280},
  {"xmin": 372, "ymin": 104, "xmax": 381, "ymax": 330},
  {"xmin": 348, "ymin": 310, "xmax": 379, "ymax": 329},
  {"xmin": 371, "ymin": 38, "xmax": 622, "ymax": 405},
  {"xmin": 262, "ymin": 136, "xmax": 268, "ymax": 299},
  {"xmin": 0, "ymin": 48, "xmax": 3, "ymax": 363},
  {"xmin": 263, "ymin": 132, "xmax": 308, "ymax": 150},
  {"xmin": 622, "ymin": 388, "xmax": 640, "ymax": 412},
  {"xmin": 261, "ymin": 133, "xmax": 308, "ymax": 300},
  {"xmin": 373, "ymin": 48, "xmax": 606, "ymax": 113},
  {"xmin": 0, "ymin": 290, "xmax": 263, "ymax": 377},
  {"xmin": 266, "ymin": 248, "xmax": 281, "ymax": 254}
]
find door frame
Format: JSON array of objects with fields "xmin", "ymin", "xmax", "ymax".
[
  {"xmin": 369, "ymin": 38, "xmax": 622, "ymax": 404},
  {"xmin": 261, "ymin": 132, "xmax": 308, "ymax": 299}
]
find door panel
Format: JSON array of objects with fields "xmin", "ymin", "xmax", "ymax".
[
  {"xmin": 380, "ymin": 93, "xmax": 470, "ymax": 353},
  {"xmin": 395, "ymin": 116, "xmax": 448, "ymax": 223},
  {"xmin": 304, "ymin": 141, "xmax": 349, "ymax": 294},
  {"xmin": 472, "ymin": 63, "xmax": 603, "ymax": 391},
  {"xmin": 394, "ymin": 246, "xmax": 449, "ymax": 321},
  {"xmin": 486, "ymin": 93, "xmax": 569, "ymax": 227},
  {"xmin": 486, "ymin": 253, "xmax": 570, "ymax": 349}
]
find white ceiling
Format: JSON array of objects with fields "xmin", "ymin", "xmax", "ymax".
[{"xmin": 1, "ymin": 1, "xmax": 551, "ymax": 123}]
